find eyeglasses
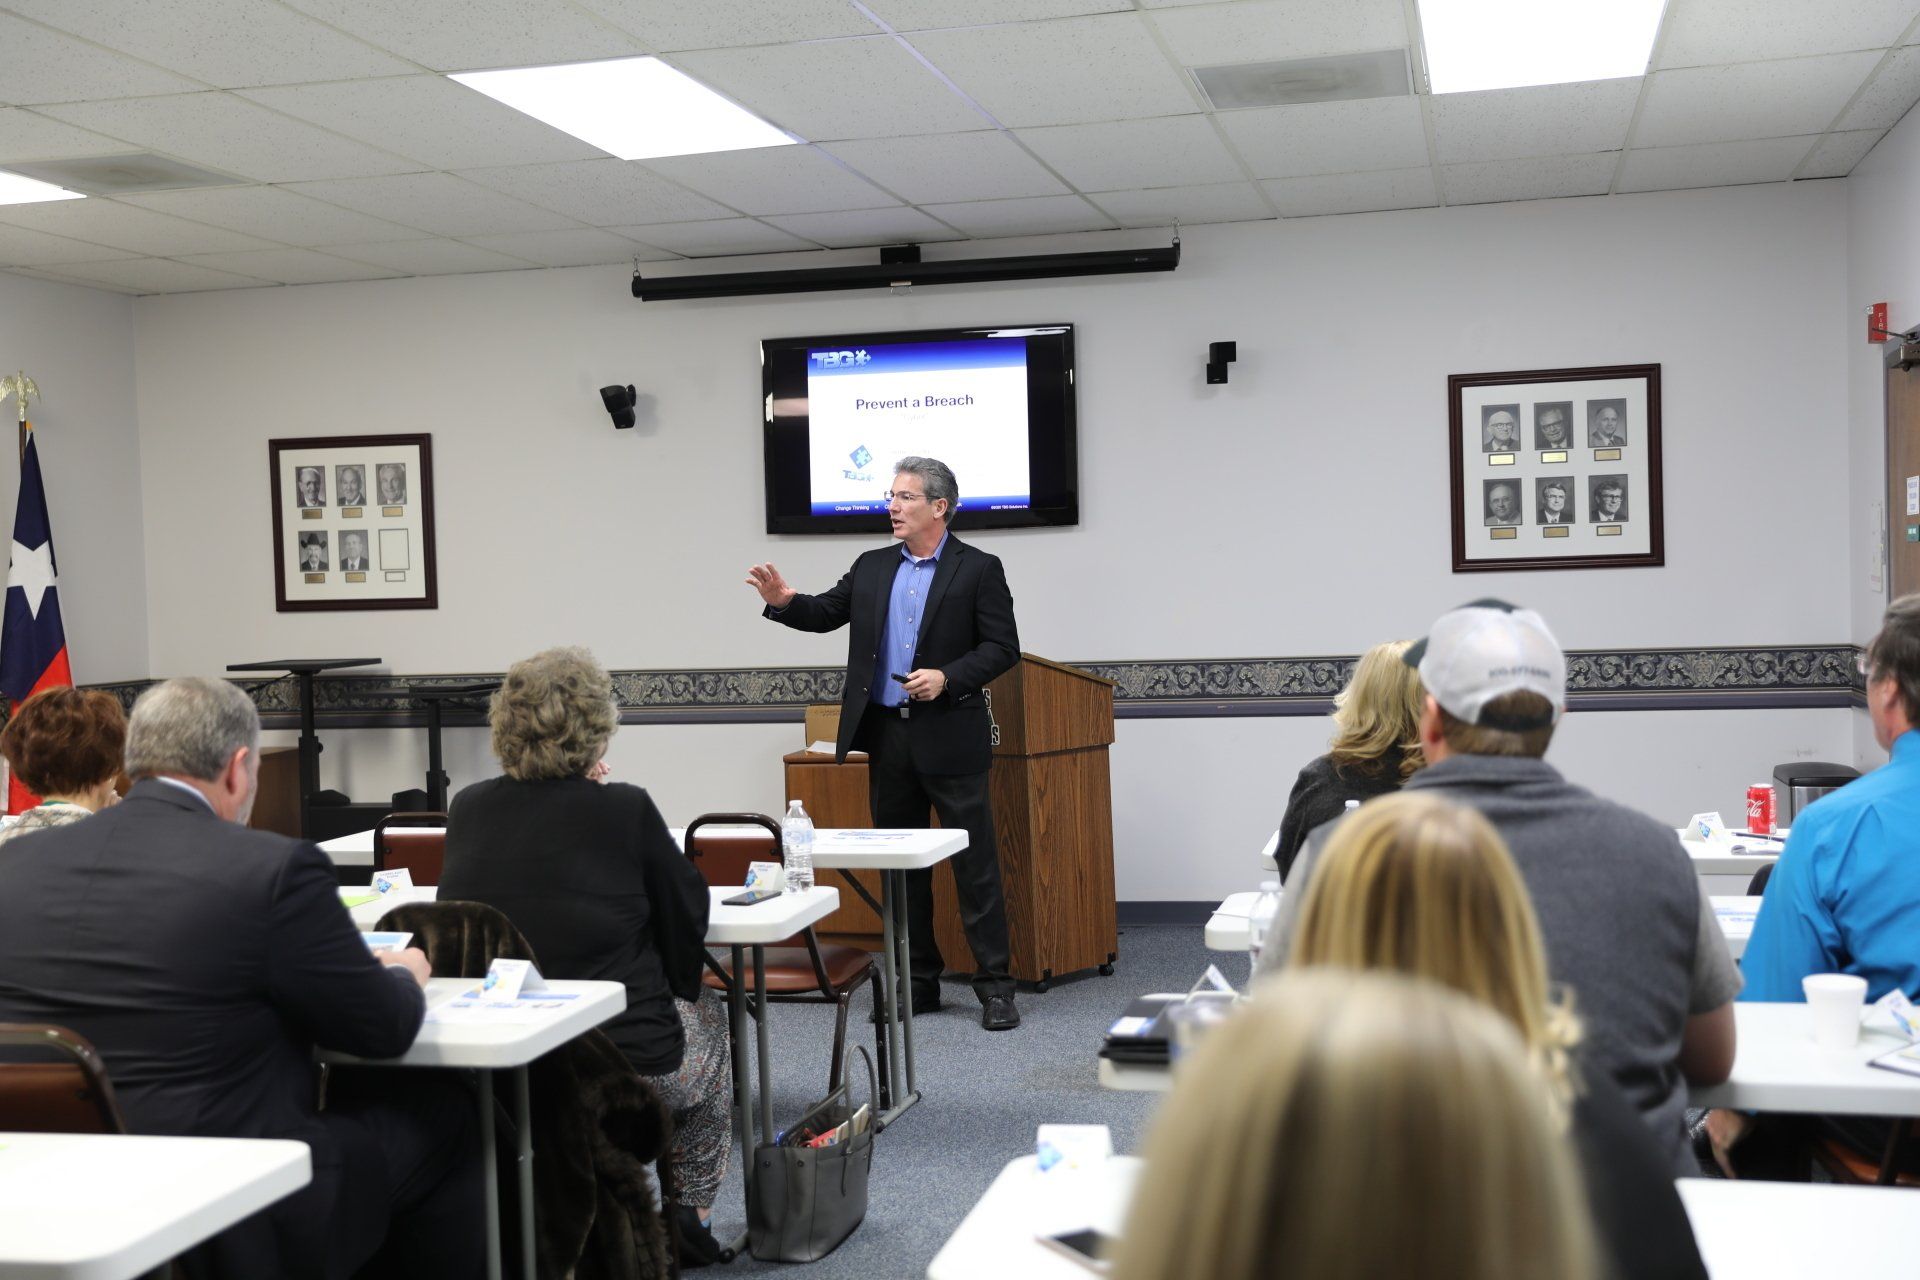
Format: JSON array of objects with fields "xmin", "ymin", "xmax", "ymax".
[
  {"xmin": 883, "ymin": 491, "xmax": 927, "ymax": 504},
  {"xmin": 1857, "ymin": 653, "xmax": 1878, "ymax": 679}
]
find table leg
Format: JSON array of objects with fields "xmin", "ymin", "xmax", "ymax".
[
  {"xmin": 727, "ymin": 943, "xmax": 753, "ymax": 1257},
  {"xmin": 479, "ymin": 1070, "xmax": 502, "ymax": 1280},
  {"xmin": 874, "ymin": 869, "xmax": 903, "ymax": 1117},
  {"xmin": 514, "ymin": 1066, "xmax": 534, "ymax": 1280},
  {"xmin": 891, "ymin": 869, "xmax": 921, "ymax": 1109},
  {"xmin": 753, "ymin": 943, "xmax": 774, "ymax": 1145}
]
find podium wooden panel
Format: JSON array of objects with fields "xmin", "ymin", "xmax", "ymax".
[
  {"xmin": 250, "ymin": 746, "xmax": 301, "ymax": 839},
  {"xmin": 783, "ymin": 654, "xmax": 1118, "ymax": 988}
]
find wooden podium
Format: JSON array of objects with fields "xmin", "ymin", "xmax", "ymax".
[{"xmin": 783, "ymin": 653, "xmax": 1117, "ymax": 990}]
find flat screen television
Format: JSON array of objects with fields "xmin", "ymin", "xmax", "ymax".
[{"xmin": 761, "ymin": 323, "xmax": 1078, "ymax": 535}]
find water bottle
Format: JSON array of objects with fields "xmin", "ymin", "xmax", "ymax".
[
  {"xmin": 1246, "ymin": 879, "xmax": 1283, "ymax": 963},
  {"xmin": 782, "ymin": 799, "xmax": 815, "ymax": 893}
]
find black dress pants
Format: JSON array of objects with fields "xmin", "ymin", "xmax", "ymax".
[{"xmin": 860, "ymin": 705, "xmax": 1014, "ymax": 1002}]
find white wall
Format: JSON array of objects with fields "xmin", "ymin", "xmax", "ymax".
[
  {"xmin": 0, "ymin": 271, "xmax": 148, "ymax": 683},
  {"xmin": 112, "ymin": 179, "xmax": 1859, "ymax": 898}
]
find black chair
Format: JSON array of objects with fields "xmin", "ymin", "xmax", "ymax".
[{"xmin": 683, "ymin": 812, "xmax": 884, "ymax": 1094}]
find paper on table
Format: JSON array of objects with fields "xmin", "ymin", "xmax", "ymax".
[
  {"xmin": 426, "ymin": 992, "xmax": 582, "ymax": 1024},
  {"xmin": 816, "ymin": 831, "xmax": 913, "ymax": 843}
]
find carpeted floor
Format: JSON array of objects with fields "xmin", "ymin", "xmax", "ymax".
[{"xmin": 704, "ymin": 924, "xmax": 1237, "ymax": 1277}]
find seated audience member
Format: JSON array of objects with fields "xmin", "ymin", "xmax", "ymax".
[
  {"xmin": 439, "ymin": 646, "xmax": 725, "ymax": 1262},
  {"xmin": 0, "ymin": 686, "xmax": 126, "ymax": 846},
  {"xmin": 1113, "ymin": 970, "xmax": 1598, "ymax": 1280},
  {"xmin": 1275, "ymin": 639, "xmax": 1424, "ymax": 879},
  {"xmin": 0, "ymin": 678, "xmax": 480, "ymax": 1279},
  {"xmin": 1264, "ymin": 599, "xmax": 1739, "ymax": 1171},
  {"xmin": 1708, "ymin": 593, "xmax": 1920, "ymax": 1178},
  {"xmin": 1289, "ymin": 792, "xmax": 1707, "ymax": 1280}
]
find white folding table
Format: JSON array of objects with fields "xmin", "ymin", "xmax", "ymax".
[
  {"xmin": 338, "ymin": 884, "xmax": 439, "ymax": 930},
  {"xmin": 0, "ymin": 1131, "xmax": 310, "ymax": 1280},
  {"xmin": 1690, "ymin": 1002, "xmax": 1920, "ymax": 1116},
  {"xmin": 927, "ymin": 1154, "xmax": 1141, "ymax": 1280},
  {"xmin": 1677, "ymin": 1178, "xmax": 1920, "ymax": 1276},
  {"xmin": 705, "ymin": 884, "xmax": 841, "ymax": 1251},
  {"xmin": 317, "ymin": 826, "xmax": 423, "ymax": 871},
  {"xmin": 1711, "ymin": 896, "xmax": 1759, "ymax": 960},
  {"xmin": 318, "ymin": 976, "xmax": 625, "ymax": 1280}
]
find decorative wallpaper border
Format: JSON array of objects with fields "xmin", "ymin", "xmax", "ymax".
[{"xmin": 84, "ymin": 644, "xmax": 1863, "ymax": 729}]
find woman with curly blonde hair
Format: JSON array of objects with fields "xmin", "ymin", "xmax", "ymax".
[
  {"xmin": 1284, "ymin": 792, "xmax": 1708, "ymax": 1280},
  {"xmin": 1274, "ymin": 639, "xmax": 1425, "ymax": 878},
  {"xmin": 440, "ymin": 646, "xmax": 728, "ymax": 1263}
]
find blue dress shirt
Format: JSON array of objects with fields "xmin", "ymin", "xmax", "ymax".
[
  {"xmin": 1741, "ymin": 729, "xmax": 1920, "ymax": 1002},
  {"xmin": 873, "ymin": 532, "xmax": 947, "ymax": 707}
]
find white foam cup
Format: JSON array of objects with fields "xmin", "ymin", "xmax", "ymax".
[{"xmin": 1803, "ymin": 973, "xmax": 1868, "ymax": 1048}]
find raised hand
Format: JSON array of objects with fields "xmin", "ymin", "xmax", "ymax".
[{"xmin": 745, "ymin": 562, "xmax": 796, "ymax": 609}]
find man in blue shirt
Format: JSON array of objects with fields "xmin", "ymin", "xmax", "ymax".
[{"xmin": 1708, "ymin": 593, "xmax": 1920, "ymax": 1176}]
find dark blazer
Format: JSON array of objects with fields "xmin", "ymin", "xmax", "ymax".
[
  {"xmin": 0, "ymin": 779, "xmax": 425, "ymax": 1268},
  {"xmin": 768, "ymin": 532, "xmax": 1019, "ymax": 775}
]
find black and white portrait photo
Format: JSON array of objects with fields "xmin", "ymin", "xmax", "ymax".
[
  {"xmin": 1587, "ymin": 399, "xmax": 1628, "ymax": 447},
  {"xmin": 1481, "ymin": 404, "xmax": 1522, "ymax": 453},
  {"xmin": 1484, "ymin": 479, "xmax": 1521, "ymax": 526},
  {"xmin": 1590, "ymin": 474, "xmax": 1629, "ymax": 523},
  {"xmin": 338, "ymin": 530, "xmax": 370, "ymax": 571},
  {"xmin": 298, "ymin": 531, "xmax": 329, "ymax": 572},
  {"xmin": 376, "ymin": 462, "xmax": 408, "ymax": 506},
  {"xmin": 1535, "ymin": 477, "xmax": 1574, "ymax": 525},
  {"xmin": 335, "ymin": 464, "xmax": 366, "ymax": 508},
  {"xmin": 295, "ymin": 466, "xmax": 326, "ymax": 509},
  {"xmin": 1533, "ymin": 401, "xmax": 1573, "ymax": 451}
]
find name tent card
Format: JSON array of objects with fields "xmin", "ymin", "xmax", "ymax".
[{"xmin": 371, "ymin": 867, "xmax": 414, "ymax": 895}]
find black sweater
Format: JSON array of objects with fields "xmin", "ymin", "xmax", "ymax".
[
  {"xmin": 1275, "ymin": 750, "xmax": 1408, "ymax": 882},
  {"xmin": 440, "ymin": 777, "xmax": 710, "ymax": 1075}
]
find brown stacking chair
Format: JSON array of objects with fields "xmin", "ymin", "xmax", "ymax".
[
  {"xmin": 374, "ymin": 810, "xmax": 448, "ymax": 883},
  {"xmin": 1813, "ymin": 1121, "xmax": 1920, "ymax": 1187},
  {"xmin": 0, "ymin": 1023, "xmax": 127, "ymax": 1133},
  {"xmin": 684, "ymin": 812, "xmax": 883, "ymax": 1093}
]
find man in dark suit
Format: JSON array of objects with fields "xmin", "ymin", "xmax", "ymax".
[
  {"xmin": 747, "ymin": 457, "xmax": 1022, "ymax": 1030},
  {"xmin": 339, "ymin": 531, "xmax": 370, "ymax": 571},
  {"xmin": 0, "ymin": 677, "xmax": 482, "ymax": 1278}
]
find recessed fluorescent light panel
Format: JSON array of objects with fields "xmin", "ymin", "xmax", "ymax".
[
  {"xmin": 1417, "ymin": 0, "xmax": 1665, "ymax": 95},
  {"xmin": 0, "ymin": 171, "xmax": 85, "ymax": 206},
  {"xmin": 451, "ymin": 57, "xmax": 798, "ymax": 160}
]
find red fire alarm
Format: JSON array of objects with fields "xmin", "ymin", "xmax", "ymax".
[{"xmin": 1870, "ymin": 301, "xmax": 1890, "ymax": 343}]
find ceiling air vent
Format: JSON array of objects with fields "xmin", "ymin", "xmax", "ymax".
[
  {"xmin": 1193, "ymin": 49, "xmax": 1412, "ymax": 109},
  {"xmin": 0, "ymin": 153, "xmax": 244, "ymax": 195}
]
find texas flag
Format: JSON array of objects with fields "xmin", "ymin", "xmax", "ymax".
[{"xmin": 0, "ymin": 428, "xmax": 71, "ymax": 813}]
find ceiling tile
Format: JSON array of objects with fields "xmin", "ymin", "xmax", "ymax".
[
  {"xmin": 918, "ymin": 194, "xmax": 1117, "ymax": 236},
  {"xmin": 1016, "ymin": 115, "xmax": 1243, "ymax": 190},
  {"xmin": 460, "ymin": 228, "xmax": 674, "ymax": 267},
  {"xmin": 822, "ymin": 132, "xmax": 1067, "ymax": 203},
  {"xmin": 118, "ymin": 186, "xmax": 423, "ymax": 247},
  {"xmin": 671, "ymin": 37, "xmax": 985, "ymax": 142},
  {"xmin": 908, "ymin": 14, "xmax": 1200, "ymax": 127},
  {"xmin": 1839, "ymin": 46, "xmax": 1920, "ymax": 130},
  {"xmin": 0, "ymin": 109, "xmax": 144, "ymax": 164},
  {"xmin": 603, "ymin": 218, "xmax": 819, "ymax": 256},
  {"xmin": 1440, "ymin": 154, "xmax": 1616, "ymax": 205},
  {"xmin": 39, "ymin": 256, "xmax": 276, "ymax": 293},
  {"xmin": 1261, "ymin": 167, "xmax": 1435, "ymax": 217},
  {"xmin": 1429, "ymin": 79, "xmax": 1641, "ymax": 165},
  {"xmin": 1087, "ymin": 181, "xmax": 1272, "ymax": 226},
  {"xmin": 863, "ymin": 2, "xmax": 1130, "ymax": 29},
  {"xmin": 455, "ymin": 158, "xmax": 734, "ymax": 225},
  {"xmin": 239, "ymin": 77, "xmax": 602, "ymax": 171},
  {"xmin": 173, "ymin": 247, "xmax": 405, "ymax": 284},
  {"xmin": 574, "ymin": 0, "xmax": 880, "ymax": 51},
  {"xmin": 0, "ymin": 222, "xmax": 138, "ymax": 267},
  {"xmin": 1151, "ymin": 0, "xmax": 1409, "ymax": 66},
  {"xmin": 1802, "ymin": 128, "xmax": 1889, "ymax": 177},
  {"xmin": 5, "ymin": 0, "xmax": 415, "ymax": 88},
  {"xmin": 1617, "ymin": 136, "xmax": 1815, "ymax": 192},
  {"xmin": 4, "ymin": 266, "xmax": 141, "ymax": 294},
  {"xmin": 1635, "ymin": 54, "xmax": 1885, "ymax": 148},
  {"xmin": 0, "ymin": 199, "xmax": 279, "ymax": 255},
  {"xmin": 1216, "ymin": 96, "xmax": 1428, "ymax": 178},
  {"xmin": 0, "ymin": 13, "xmax": 202, "ymax": 105},
  {"xmin": 643, "ymin": 146, "xmax": 898, "ymax": 215},
  {"xmin": 286, "ymin": 173, "xmax": 581, "ymax": 237},
  {"xmin": 278, "ymin": 0, "xmax": 644, "ymax": 72},
  {"xmin": 761, "ymin": 206, "xmax": 964, "ymax": 248},
  {"xmin": 323, "ymin": 238, "xmax": 540, "ymax": 275},
  {"xmin": 1654, "ymin": 0, "xmax": 1920, "ymax": 69},
  {"xmin": 38, "ymin": 93, "xmax": 421, "ymax": 183}
]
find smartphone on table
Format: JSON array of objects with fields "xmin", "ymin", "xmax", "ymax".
[
  {"xmin": 723, "ymin": 888, "xmax": 782, "ymax": 906},
  {"xmin": 1036, "ymin": 1228, "xmax": 1114, "ymax": 1273}
]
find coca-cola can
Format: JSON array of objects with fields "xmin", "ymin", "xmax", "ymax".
[{"xmin": 1746, "ymin": 783, "xmax": 1775, "ymax": 835}]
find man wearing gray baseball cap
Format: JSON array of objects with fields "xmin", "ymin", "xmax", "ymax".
[{"xmin": 1264, "ymin": 599, "xmax": 1740, "ymax": 1174}]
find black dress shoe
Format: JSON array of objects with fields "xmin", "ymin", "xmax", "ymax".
[
  {"xmin": 870, "ymin": 991, "xmax": 942, "ymax": 1023},
  {"xmin": 981, "ymin": 994, "xmax": 1020, "ymax": 1031}
]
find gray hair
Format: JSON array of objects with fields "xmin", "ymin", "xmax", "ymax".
[
  {"xmin": 893, "ymin": 456, "xmax": 958, "ymax": 521},
  {"xmin": 124, "ymin": 678, "xmax": 261, "ymax": 781},
  {"xmin": 1868, "ymin": 593, "xmax": 1920, "ymax": 725}
]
